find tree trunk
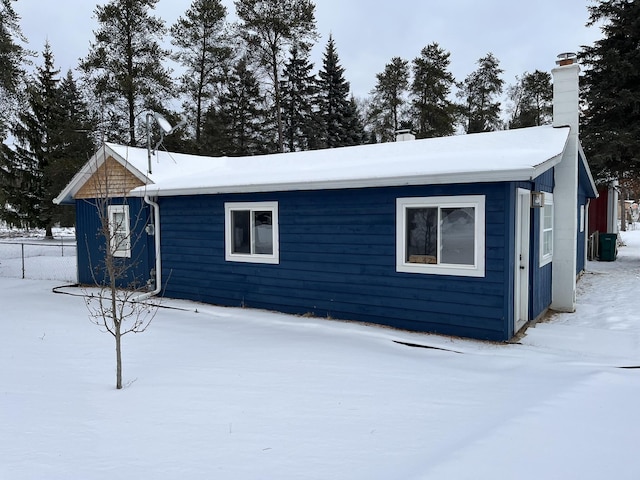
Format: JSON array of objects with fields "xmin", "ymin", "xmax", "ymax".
[
  {"xmin": 45, "ymin": 224, "xmax": 53, "ymax": 239},
  {"xmin": 111, "ymin": 269, "xmax": 123, "ymax": 389},
  {"xmin": 620, "ymin": 189, "xmax": 627, "ymax": 232},
  {"xmin": 272, "ymin": 52, "xmax": 284, "ymax": 153},
  {"xmin": 115, "ymin": 323, "xmax": 122, "ymax": 389}
]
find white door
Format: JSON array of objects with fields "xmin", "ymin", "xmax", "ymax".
[{"xmin": 514, "ymin": 189, "xmax": 531, "ymax": 333}]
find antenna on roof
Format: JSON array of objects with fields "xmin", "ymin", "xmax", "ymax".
[{"xmin": 144, "ymin": 111, "xmax": 186, "ymax": 174}]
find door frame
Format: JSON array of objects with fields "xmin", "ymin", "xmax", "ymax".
[{"xmin": 514, "ymin": 189, "xmax": 531, "ymax": 333}]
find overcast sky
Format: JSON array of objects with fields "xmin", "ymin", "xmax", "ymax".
[{"xmin": 14, "ymin": 0, "xmax": 603, "ymax": 99}]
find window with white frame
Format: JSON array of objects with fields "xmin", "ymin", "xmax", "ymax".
[
  {"xmin": 225, "ymin": 202, "xmax": 279, "ymax": 264},
  {"xmin": 540, "ymin": 193, "xmax": 554, "ymax": 266},
  {"xmin": 396, "ymin": 195, "xmax": 485, "ymax": 277},
  {"xmin": 107, "ymin": 205, "xmax": 131, "ymax": 258}
]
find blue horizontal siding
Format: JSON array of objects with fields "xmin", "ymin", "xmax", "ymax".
[
  {"xmin": 577, "ymin": 154, "xmax": 595, "ymax": 274},
  {"xmin": 76, "ymin": 198, "xmax": 153, "ymax": 288},
  {"xmin": 158, "ymin": 183, "xmax": 514, "ymax": 341},
  {"xmin": 529, "ymin": 171, "xmax": 554, "ymax": 320}
]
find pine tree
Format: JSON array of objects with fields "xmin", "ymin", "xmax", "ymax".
[
  {"xmin": 80, "ymin": 0, "xmax": 173, "ymax": 146},
  {"xmin": 410, "ymin": 43, "xmax": 456, "ymax": 138},
  {"xmin": 10, "ymin": 43, "xmax": 63, "ymax": 236},
  {"xmin": 0, "ymin": 142, "xmax": 19, "ymax": 225},
  {"xmin": 0, "ymin": 0, "xmax": 28, "ymax": 136},
  {"xmin": 316, "ymin": 35, "xmax": 355, "ymax": 148},
  {"xmin": 281, "ymin": 44, "xmax": 317, "ymax": 151},
  {"xmin": 171, "ymin": 0, "xmax": 233, "ymax": 152},
  {"xmin": 53, "ymin": 71, "xmax": 96, "ymax": 226},
  {"xmin": 370, "ymin": 57, "xmax": 410, "ymax": 142},
  {"xmin": 343, "ymin": 96, "xmax": 366, "ymax": 146},
  {"xmin": 457, "ymin": 53, "xmax": 504, "ymax": 133},
  {"xmin": 207, "ymin": 56, "xmax": 271, "ymax": 156},
  {"xmin": 6, "ymin": 45, "xmax": 94, "ymax": 234},
  {"xmin": 506, "ymin": 70, "xmax": 552, "ymax": 129},
  {"xmin": 234, "ymin": 0, "xmax": 318, "ymax": 152},
  {"xmin": 581, "ymin": 0, "xmax": 640, "ymax": 180},
  {"xmin": 0, "ymin": 0, "xmax": 31, "ymax": 220}
]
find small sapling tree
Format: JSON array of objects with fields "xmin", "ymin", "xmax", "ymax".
[{"xmin": 82, "ymin": 144, "xmax": 158, "ymax": 389}]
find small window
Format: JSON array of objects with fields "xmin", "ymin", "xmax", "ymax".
[
  {"xmin": 540, "ymin": 193, "xmax": 554, "ymax": 266},
  {"xmin": 225, "ymin": 202, "xmax": 279, "ymax": 264},
  {"xmin": 107, "ymin": 205, "xmax": 131, "ymax": 258},
  {"xmin": 396, "ymin": 196, "xmax": 485, "ymax": 277}
]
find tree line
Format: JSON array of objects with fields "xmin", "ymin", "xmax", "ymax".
[{"xmin": 1, "ymin": 0, "xmax": 638, "ymax": 234}]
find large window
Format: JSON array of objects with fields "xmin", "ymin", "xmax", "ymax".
[
  {"xmin": 225, "ymin": 202, "xmax": 279, "ymax": 264},
  {"xmin": 540, "ymin": 193, "xmax": 554, "ymax": 266},
  {"xmin": 396, "ymin": 196, "xmax": 485, "ymax": 277},
  {"xmin": 107, "ymin": 205, "xmax": 131, "ymax": 258}
]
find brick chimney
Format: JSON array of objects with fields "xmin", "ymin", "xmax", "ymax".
[{"xmin": 551, "ymin": 52, "xmax": 580, "ymax": 313}]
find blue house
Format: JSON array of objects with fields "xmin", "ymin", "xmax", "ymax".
[{"xmin": 55, "ymin": 55, "xmax": 597, "ymax": 341}]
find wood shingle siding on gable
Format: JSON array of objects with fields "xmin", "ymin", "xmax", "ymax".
[
  {"xmin": 75, "ymin": 157, "xmax": 145, "ymax": 199},
  {"xmin": 158, "ymin": 182, "xmax": 515, "ymax": 341}
]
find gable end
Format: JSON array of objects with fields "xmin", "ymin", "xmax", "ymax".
[{"xmin": 75, "ymin": 156, "xmax": 145, "ymax": 199}]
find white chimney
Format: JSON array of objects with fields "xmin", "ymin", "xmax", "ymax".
[
  {"xmin": 551, "ymin": 52, "xmax": 580, "ymax": 313},
  {"xmin": 395, "ymin": 129, "xmax": 415, "ymax": 142},
  {"xmin": 552, "ymin": 52, "xmax": 579, "ymax": 131}
]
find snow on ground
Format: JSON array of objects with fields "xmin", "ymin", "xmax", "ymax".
[
  {"xmin": 0, "ymin": 225, "xmax": 76, "ymax": 239},
  {"xmin": 0, "ymin": 228, "xmax": 77, "ymax": 282},
  {"xmin": 1, "ymin": 229, "xmax": 640, "ymax": 479}
]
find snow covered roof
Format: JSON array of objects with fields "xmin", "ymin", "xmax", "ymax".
[
  {"xmin": 55, "ymin": 125, "xmax": 571, "ymax": 203},
  {"xmin": 53, "ymin": 143, "xmax": 224, "ymax": 204}
]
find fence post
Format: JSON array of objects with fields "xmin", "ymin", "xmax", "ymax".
[{"xmin": 21, "ymin": 243, "xmax": 25, "ymax": 279}]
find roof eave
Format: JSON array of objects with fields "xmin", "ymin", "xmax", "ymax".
[
  {"xmin": 52, "ymin": 144, "xmax": 116, "ymax": 205},
  {"xmin": 130, "ymin": 166, "xmax": 556, "ymax": 198},
  {"xmin": 578, "ymin": 142, "xmax": 599, "ymax": 198},
  {"xmin": 53, "ymin": 143, "xmax": 152, "ymax": 205}
]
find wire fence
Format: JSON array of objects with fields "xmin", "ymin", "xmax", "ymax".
[{"xmin": 0, "ymin": 240, "xmax": 77, "ymax": 283}]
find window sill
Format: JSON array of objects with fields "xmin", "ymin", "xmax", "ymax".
[{"xmin": 397, "ymin": 263, "xmax": 485, "ymax": 278}]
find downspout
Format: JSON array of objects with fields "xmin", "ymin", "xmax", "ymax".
[{"xmin": 134, "ymin": 194, "xmax": 161, "ymax": 302}]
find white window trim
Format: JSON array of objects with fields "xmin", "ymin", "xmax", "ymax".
[
  {"xmin": 540, "ymin": 193, "xmax": 554, "ymax": 266},
  {"xmin": 396, "ymin": 195, "xmax": 485, "ymax": 277},
  {"xmin": 225, "ymin": 201, "xmax": 279, "ymax": 265},
  {"xmin": 107, "ymin": 204, "xmax": 131, "ymax": 258}
]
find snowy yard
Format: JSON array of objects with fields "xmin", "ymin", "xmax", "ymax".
[
  {"xmin": 0, "ymin": 227, "xmax": 77, "ymax": 282},
  {"xmin": 1, "ymin": 229, "xmax": 640, "ymax": 479}
]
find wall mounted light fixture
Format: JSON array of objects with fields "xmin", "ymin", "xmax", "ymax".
[{"xmin": 531, "ymin": 191, "xmax": 545, "ymax": 208}]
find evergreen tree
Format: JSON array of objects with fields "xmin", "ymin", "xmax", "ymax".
[
  {"xmin": 206, "ymin": 56, "xmax": 270, "ymax": 156},
  {"xmin": 234, "ymin": 0, "xmax": 318, "ymax": 152},
  {"xmin": 8, "ymin": 43, "xmax": 61, "ymax": 234},
  {"xmin": 54, "ymin": 71, "xmax": 97, "ymax": 225},
  {"xmin": 581, "ymin": 0, "xmax": 640, "ymax": 180},
  {"xmin": 410, "ymin": 43, "xmax": 456, "ymax": 138},
  {"xmin": 171, "ymin": 0, "xmax": 233, "ymax": 152},
  {"xmin": 370, "ymin": 57, "xmax": 410, "ymax": 142},
  {"xmin": 457, "ymin": 52, "xmax": 504, "ymax": 133},
  {"xmin": 8, "ymin": 44, "xmax": 59, "ymax": 235},
  {"xmin": 0, "ymin": 142, "xmax": 18, "ymax": 225},
  {"xmin": 80, "ymin": 0, "xmax": 173, "ymax": 146},
  {"xmin": 0, "ymin": 0, "xmax": 28, "ymax": 136},
  {"xmin": 280, "ymin": 44, "xmax": 317, "ymax": 151},
  {"xmin": 316, "ymin": 35, "xmax": 355, "ymax": 148},
  {"xmin": 5, "ymin": 46, "xmax": 94, "ymax": 233},
  {"xmin": 343, "ymin": 96, "xmax": 366, "ymax": 146},
  {"xmin": 506, "ymin": 70, "xmax": 552, "ymax": 129}
]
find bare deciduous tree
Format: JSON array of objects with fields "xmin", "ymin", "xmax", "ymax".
[{"xmin": 81, "ymin": 144, "xmax": 159, "ymax": 389}]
